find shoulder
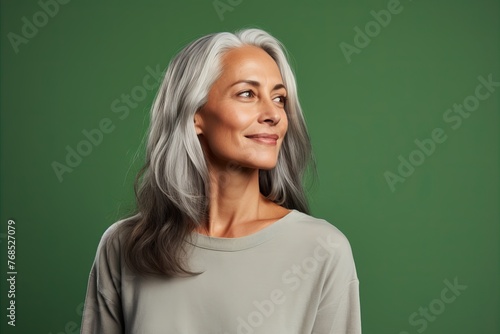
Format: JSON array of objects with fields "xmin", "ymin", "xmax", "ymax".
[
  {"xmin": 89, "ymin": 217, "xmax": 138, "ymax": 292},
  {"xmin": 287, "ymin": 210, "xmax": 352, "ymax": 248},
  {"xmin": 92, "ymin": 216, "xmax": 136, "ymax": 268},
  {"xmin": 284, "ymin": 210, "xmax": 358, "ymax": 279},
  {"xmin": 96, "ymin": 219, "xmax": 126, "ymax": 253}
]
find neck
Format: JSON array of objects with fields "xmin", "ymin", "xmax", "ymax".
[{"xmin": 198, "ymin": 161, "xmax": 269, "ymax": 237}]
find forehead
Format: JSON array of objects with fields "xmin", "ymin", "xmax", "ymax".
[{"xmin": 219, "ymin": 45, "xmax": 283, "ymax": 81}]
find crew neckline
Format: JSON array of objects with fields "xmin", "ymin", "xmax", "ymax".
[{"xmin": 186, "ymin": 209, "xmax": 298, "ymax": 251}]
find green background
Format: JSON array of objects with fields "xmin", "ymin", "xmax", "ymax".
[{"xmin": 1, "ymin": 0, "xmax": 498, "ymax": 333}]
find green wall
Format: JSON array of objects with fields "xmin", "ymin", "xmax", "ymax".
[{"xmin": 1, "ymin": 0, "xmax": 498, "ymax": 333}]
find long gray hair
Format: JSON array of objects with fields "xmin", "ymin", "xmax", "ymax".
[{"xmin": 119, "ymin": 28, "xmax": 314, "ymax": 277}]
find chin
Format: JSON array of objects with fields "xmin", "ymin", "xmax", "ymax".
[
  {"xmin": 251, "ymin": 160, "xmax": 278, "ymax": 170},
  {"xmin": 234, "ymin": 154, "xmax": 279, "ymax": 170},
  {"xmin": 259, "ymin": 166, "xmax": 277, "ymax": 171}
]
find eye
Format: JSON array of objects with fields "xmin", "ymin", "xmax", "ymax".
[
  {"xmin": 273, "ymin": 95, "xmax": 287, "ymax": 106},
  {"xmin": 238, "ymin": 90, "xmax": 255, "ymax": 98}
]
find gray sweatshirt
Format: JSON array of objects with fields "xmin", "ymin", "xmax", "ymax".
[{"xmin": 80, "ymin": 209, "xmax": 361, "ymax": 333}]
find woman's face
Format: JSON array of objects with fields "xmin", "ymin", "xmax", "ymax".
[{"xmin": 194, "ymin": 45, "xmax": 288, "ymax": 171}]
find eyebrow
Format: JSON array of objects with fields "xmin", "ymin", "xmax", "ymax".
[{"xmin": 231, "ymin": 80, "xmax": 287, "ymax": 92}]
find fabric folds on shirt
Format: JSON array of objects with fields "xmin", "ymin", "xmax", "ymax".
[{"xmin": 80, "ymin": 209, "xmax": 361, "ymax": 334}]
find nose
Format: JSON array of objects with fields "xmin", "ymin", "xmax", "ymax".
[{"xmin": 258, "ymin": 98, "xmax": 281, "ymax": 125}]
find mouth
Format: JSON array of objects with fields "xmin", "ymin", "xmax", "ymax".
[{"xmin": 245, "ymin": 133, "xmax": 279, "ymax": 145}]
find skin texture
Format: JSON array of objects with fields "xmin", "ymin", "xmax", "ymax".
[{"xmin": 193, "ymin": 45, "xmax": 291, "ymax": 238}]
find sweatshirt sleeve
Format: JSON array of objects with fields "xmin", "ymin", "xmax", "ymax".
[
  {"xmin": 80, "ymin": 223, "xmax": 124, "ymax": 334},
  {"xmin": 311, "ymin": 227, "xmax": 362, "ymax": 334}
]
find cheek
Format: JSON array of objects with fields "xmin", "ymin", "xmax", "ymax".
[
  {"xmin": 283, "ymin": 114, "xmax": 289, "ymax": 131},
  {"xmin": 205, "ymin": 110, "xmax": 252, "ymax": 136},
  {"xmin": 280, "ymin": 114, "xmax": 289, "ymax": 137},
  {"xmin": 202, "ymin": 113, "xmax": 250, "ymax": 153}
]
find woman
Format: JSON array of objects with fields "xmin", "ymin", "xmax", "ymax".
[{"xmin": 81, "ymin": 28, "xmax": 361, "ymax": 333}]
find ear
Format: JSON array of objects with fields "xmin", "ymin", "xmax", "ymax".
[{"xmin": 193, "ymin": 111, "xmax": 203, "ymax": 135}]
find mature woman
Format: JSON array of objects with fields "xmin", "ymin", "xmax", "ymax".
[{"xmin": 81, "ymin": 28, "xmax": 361, "ymax": 333}]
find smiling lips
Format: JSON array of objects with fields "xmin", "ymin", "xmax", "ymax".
[{"xmin": 245, "ymin": 133, "xmax": 279, "ymax": 145}]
